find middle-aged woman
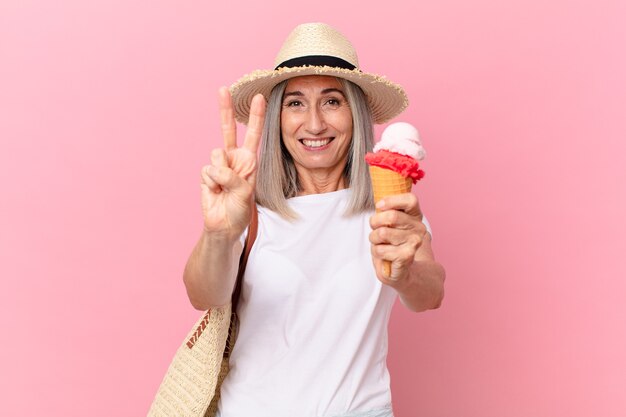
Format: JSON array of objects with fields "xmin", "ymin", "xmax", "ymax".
[{"xmin": 183, "ymin": 23, "xmax": 445, "ymax": 417}]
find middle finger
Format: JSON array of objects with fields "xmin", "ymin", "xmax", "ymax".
[
  {"xmin": 369, "ymin": 226, "xmax": 417, "ymax": 246},
  {"xmin": 370, "ymin": 209, "xmax": 420, "ymax": 230},
  {"xmin": 243, "ymin": 94, "xmax": 266, "ymax": 153}
]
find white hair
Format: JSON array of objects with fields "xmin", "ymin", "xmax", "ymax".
[{"xmin": 255, "ymin": 77, "xmax": 375, "ymax": 219}]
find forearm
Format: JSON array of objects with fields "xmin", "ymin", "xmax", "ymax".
[
  {"xmin": 395, "ymin": 260, "xmax": 445, "ymax": 312},
  {"xmin": 183, "ymin": 232, "xmax": 243, "ymax": 310}
]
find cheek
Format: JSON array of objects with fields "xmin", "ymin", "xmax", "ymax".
[
  {"xmin": 338, "ymin": 116, "xmax": 353, "ymax": 141},
  {"xmin": 345, "ymin": 125, "xmax": 353, "ymax": 140},
  {"xmin": 280, "ymin": 118, "xmax": 299, "ymax": 157},
  {"xmin": 336, "ymin": 109, "xmax": 353, "ymax": 137},
  {"xmin": 280, "ymin": 114, "xmax": 300, "ymax": 139}
]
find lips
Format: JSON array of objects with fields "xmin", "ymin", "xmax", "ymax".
[{"xmin": 300, "ymin": 138, "xmax": 334, "ymax": 148}]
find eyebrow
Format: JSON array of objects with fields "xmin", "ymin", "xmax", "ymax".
[
  {"xmin": 321, "ymin": 88, "xmax": 346, "ymax": 96},
  {"xmin": 283, "ymin": 88, "xmax": 346, "ymax": 99}
]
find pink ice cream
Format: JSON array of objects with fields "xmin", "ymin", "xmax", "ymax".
[{"xmin": 365, "ymin": 122, "xmax": 425, "ymax": 183}]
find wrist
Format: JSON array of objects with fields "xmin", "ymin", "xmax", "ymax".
[{"xmin": 202, "ymin": 225, "xmax": 245, "ymax": 246}]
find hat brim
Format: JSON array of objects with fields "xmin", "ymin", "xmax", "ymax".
[{"xmin": 230, "ymin": 66, "xmax": 408, "ymax": 125}]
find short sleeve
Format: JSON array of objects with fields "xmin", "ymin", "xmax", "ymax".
[
  {"xmin": 422, "ymin": 214, "xmax": 433, "ymax": 238},
  {"xmin": 239, "ymin": 227, "xmax": 249, "ymax": 247}
]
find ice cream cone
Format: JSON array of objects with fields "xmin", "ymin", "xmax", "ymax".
[
  {"xmin": 369, "ymin": 165, "xmax": 413, "ymax": 205},
  {"xmin": 366, "ymin": 122, "xmax": 426, "ymax": 280},
  {"xmin": 369, "ymin": 165, "xmax": 412, "ymax": 278}
]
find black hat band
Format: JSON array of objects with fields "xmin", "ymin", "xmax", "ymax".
[{"xmin": 275, "ymin": 55, "xmax": 357, "ymax": 71}]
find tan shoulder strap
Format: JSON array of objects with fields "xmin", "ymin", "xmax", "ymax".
[
  {"xmin": 232, "ymin": 204, "xmax": 258, "ymax": 311},
  {"xmin": 223, "ymin": 204, "xmax": 258, "ymax": 358}
]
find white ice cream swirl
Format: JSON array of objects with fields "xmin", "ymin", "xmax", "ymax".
[{"xmin": 373, "ymin": 122, "xmax": 426, "ymax": 161}]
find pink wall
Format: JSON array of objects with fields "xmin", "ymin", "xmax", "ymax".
[{"xmin": 1, "ymin": 1, "xmax": 625, "ymax": 416}]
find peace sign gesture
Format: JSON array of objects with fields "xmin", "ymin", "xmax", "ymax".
[{"xmin": 200, "ymin": 87, "xmax": 266, "ymax": 241}]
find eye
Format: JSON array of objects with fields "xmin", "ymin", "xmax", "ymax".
[
  {"xmin": 284, "ymin": 100, "xmax": 303, "ymax": 107},
  {"xmin": 324, "ymin": 97, "xmax": 342, "ymax": 108}
]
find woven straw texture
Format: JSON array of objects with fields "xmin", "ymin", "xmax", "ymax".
[
  {"xmin": 274, "ymin": 23, "xmax": 359, "ymax": 68},
  {"xmin": 230, "ymin": 23, "xmax": 408, "ymax": 125},
  {"xmin": 369, "ymin": 165, "xmax": 412, "ymax": 205},
  {"xmin": 147, "ymin": 305, "xmax": 231, "ymax": 417}
]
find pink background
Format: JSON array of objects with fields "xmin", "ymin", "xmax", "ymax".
[{"xmin": 1, "ymin": 0, "xmax": 625, "ymax": 416}]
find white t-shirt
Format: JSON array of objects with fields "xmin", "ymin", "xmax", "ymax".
[{"xmin": 218, "ymin": 189, "xmax": 430, "ymax": 417}]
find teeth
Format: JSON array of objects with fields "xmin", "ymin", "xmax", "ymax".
[{"xmin": 302, "ymin": 138, "xmax": 331, "ymax": 148}]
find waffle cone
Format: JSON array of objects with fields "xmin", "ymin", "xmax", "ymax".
[
  {"xmin": 369, "ymin": 165, "xmax": 412, "ymax": 205},
  {"xmin": 369, "ymin": 165, "xmax": 412, "ymax": 279}
]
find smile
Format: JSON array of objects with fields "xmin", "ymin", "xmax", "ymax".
[{"xmin": 300, "ymin": 138, "xmax": 333, "ymax": 148}]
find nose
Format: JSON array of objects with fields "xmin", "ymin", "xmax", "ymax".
[{"xmin": 304, "ymin": 106, "xmax": 327, "ymax": 135}]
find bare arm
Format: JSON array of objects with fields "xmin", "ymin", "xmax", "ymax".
[
  {"xmin": 183, "ymin": 227, "xmax": 244, "ymax": 310},
  {"xmin": 183, "ymin": 88, "xmax": 265, "ymax": 310}
]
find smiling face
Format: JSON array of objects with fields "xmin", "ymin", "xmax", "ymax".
[{"xmin": 280, "ymin": 75, "xmax": 353, "ymax": 190}]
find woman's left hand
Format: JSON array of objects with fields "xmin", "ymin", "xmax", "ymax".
[{"xmin": 369, "ymin": 193, "xmax": 429, "ymax": 285}]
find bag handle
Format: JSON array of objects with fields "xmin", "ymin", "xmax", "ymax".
[
  {"xmin": 223, "ymin": 203, "xmax": 258, "ymax": 358},
  {"xmin": 232, "ymin": 204, "xmax": 258, "ymax": 311}
]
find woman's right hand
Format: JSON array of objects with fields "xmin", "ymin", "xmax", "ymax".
[{"xmin": 201, "ymin": 87, "xmax": 266, "ymax": 241}]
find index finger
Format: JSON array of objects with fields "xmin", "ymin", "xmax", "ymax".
[
  {"xmin": 376, "ymin": 192, "xmax": 422, "ymax": 218},
  {"xmin": 243, "ymin": 94, "xmax": 266, "ymax": 152},
  {"xmin": 218, "ymin": 86, "xmax": 237, "ymax": 150}
]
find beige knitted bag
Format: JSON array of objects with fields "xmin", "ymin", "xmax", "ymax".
[{"xmin": 147, "ymin": 207, "xmax": 258, "ymax": 417}]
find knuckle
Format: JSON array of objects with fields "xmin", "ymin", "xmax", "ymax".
[
  {"xmin": 240, "ymin": 184, "xmax": 253, "ymax": 199},
  {"xmin": 386, "ymin": 210, "xmax": 398, "ymax": 225},
  {"xmin": 248, "ymin": 125, "xmax": 261, "ymax": 137},
  {"xmin": 369, "ymin": 214, "xmax": 379, "ymax": 229},
  {"xmin": 409, "ymin": 234, "xmax": 423, "ymax": 250},
  {"xmin": 210, "ymin": 165, "xmax": 224, "ymax": 181},
  {"xmin": 401, "ymin": 246, "xmax": 414, "ymax": 260},
  {"xmin": 221, "ymin": 167, "xmax": 235, "ymax": 181},
  {"xmin": 211, "ymin": 148, "xmax": 222, "ymax": 159}
]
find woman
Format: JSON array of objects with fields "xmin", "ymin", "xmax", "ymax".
[{"xmin": 183, "ymin": 23, "xmax": 445, "ymax": 417}]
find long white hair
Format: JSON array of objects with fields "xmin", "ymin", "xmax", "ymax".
[{"xmin": 255, "ymin": 77, "xmax": 375, "ymax": 219}]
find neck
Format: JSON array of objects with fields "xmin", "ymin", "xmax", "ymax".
[{"xmin": 296, "ymin": 166, "xmax": 347, "ymax": 196}]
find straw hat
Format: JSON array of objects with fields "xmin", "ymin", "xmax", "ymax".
[{"xmin": 230, "ymin": 23, "xmax": 408, "ymax": 125}]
